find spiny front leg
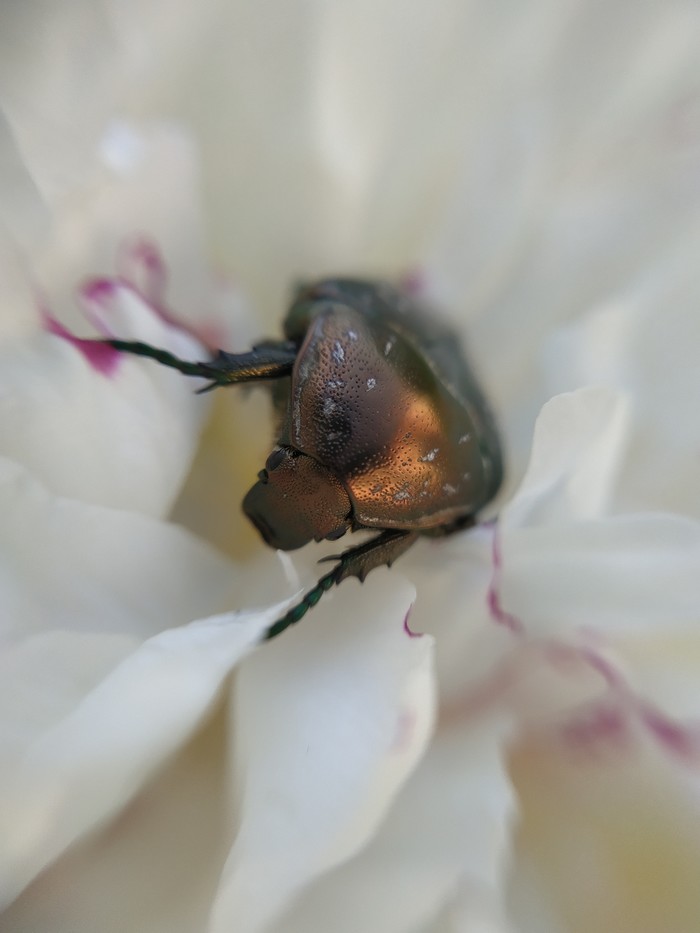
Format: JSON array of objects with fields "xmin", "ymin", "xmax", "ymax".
[
  {"xmin": 263, "ymin": 528, "xmax": 419, "ymax": 640},
  {"xmin": 103, "ymin": 339, "xmax": 297, "ymax": 392}
]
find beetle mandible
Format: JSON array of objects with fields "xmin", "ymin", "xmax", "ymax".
[{"xmin": 99, "ymin": 278, "xmax": 503, "ymax": 639}]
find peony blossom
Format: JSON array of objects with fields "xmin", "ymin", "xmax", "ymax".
[{"xmin": 2, "ymin": 2, "xmax": 700, "ymax": 931}]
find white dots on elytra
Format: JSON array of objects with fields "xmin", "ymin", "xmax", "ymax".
[
  {"xmin": 366, "ymin": 377, "xmax": 377, "ymax": 391},
  {"xmin": 458, "ymin": 433, "xmax": 471, "ymax": 444},
  {"xmin": 442, "ymin": 483, "xmax": 458, "ymax": 495},
  {"xmin": 419, "ymin": 448, "xmax": 439, "ymax": 462},
  {"xmin": 332, "ymin": 340, "xmax": 345, "ymax": 363}
]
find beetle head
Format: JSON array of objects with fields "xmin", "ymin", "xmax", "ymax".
[{"xmin": 243, "ymin": 446, "xmax": 352, "ymax": 550}]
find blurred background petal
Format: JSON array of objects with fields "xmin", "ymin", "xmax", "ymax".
[{"xmin": 1, "ymin": 1, "xmax": 700, "ymax": 931}]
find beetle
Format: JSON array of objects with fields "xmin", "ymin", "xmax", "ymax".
[{"xmin": 99, "ymin": 278, "xmax": 503, "ymax": 639}]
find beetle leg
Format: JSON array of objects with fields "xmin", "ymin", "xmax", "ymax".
[
  {"xmin": 263, "ymin": 529, "xmax": 419, "ymax": 640},
  {"xmin": 101, "ymin": 339, "xmax": 297, "ymax": 392}
]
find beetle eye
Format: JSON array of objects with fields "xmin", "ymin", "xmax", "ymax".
[
  {"xmin": 265, "ymin": 447, "xmax": 288, "ymax": 472},
  {"xmin": 325, "ymin": 526, "xmax": 348, "ymax": 541}
]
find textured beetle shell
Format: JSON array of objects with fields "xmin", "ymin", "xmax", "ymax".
[{"xmin": 279, "ymin": 289, "xmax": 500, "ymax": 530}]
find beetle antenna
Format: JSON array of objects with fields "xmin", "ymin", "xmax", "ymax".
[
  {"xmin": 107, "ymin": 339, "xmax": 222, "ymax": 378},
  {"xmin": 101, "ymin": 339, "xmax": 296, "ymax": 388}
]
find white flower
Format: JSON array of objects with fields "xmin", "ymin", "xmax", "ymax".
[{"xmin": 2, "ymin": 2, "xmax": 700, "ymax": 932}]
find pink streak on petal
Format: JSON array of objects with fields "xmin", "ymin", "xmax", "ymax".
[
  {"xmin": 542, "ymin": 639, "xmax": 585, "ymax": 673},
  {"xmin": 439, "ymin": 622, "xmax": 700, "ymax": 769},
  {"xmin": 440, "ymin": 639, "xmax": 622, "ymax": 733},
  {"xmin": 562, "ymin": 702, "xmax": 631, "ymax": 755},
  {"xmin": 80, "ymin": 268, "xmax": 220, "ymax": 351},
  {"xmin": 403, "ymin": 606, "xmax": 422, "ymax": 638},
  {"xmin": 640, "ymin": 704, "xmax": 700, "ymax": 761},
  {"xmin": 80, "ymin": 276, "xmax": 181, "ymax": 341},
  {"xmin": 193, "ymin": 319, "xmax": 228, "ymax": 348},
  {"xmin": 391, "ymin": 709, "xmax": 417, "ymax": 752},
  {"xmin": 42, "ymin": 312, "xmax": 121, "ymax": 377},
  {"xmin": 579, "ymin": 645, "xmax": 625, "ymax": 690},
  {"xmin": 118, "ymin": 236, "xmax": 167, "ymax": 304},
  {"xmin": 399, "ymin": 268, "xmax": 428, "ymax": 297},
  {"xmin": 487, "ymin": 523, "xmax": 524, "ymax": 634},
  {"xmin": 116, "ymin": 237, "xmax": 223, "ymax": 349},
  {"xmin": 79, "ymin": 278, "xmax": 122, "ymax": 337},
  {"xmin": 561, "ymin": 696, "xmax": 700, "ymax": 767},
  {"xmin": 439, "ymin": 655, "xmax": 517, "ymax": 728}
]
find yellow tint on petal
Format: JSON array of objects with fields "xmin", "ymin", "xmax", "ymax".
[
  {"xmin": 507, "ymin": 731, "xmax": 700, "ymax": 933},
  {"xmin": 171, "ymin": 387, "xmax": 272, "ymax": 560},
  {"xmin": 615, "ymin": 632, "xmax": 700, "ymax": 721}
]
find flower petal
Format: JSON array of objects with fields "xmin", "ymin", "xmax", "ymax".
[
  {"xmin": 0, "ymin": 457, "xmax": 238, "ymax": 643},
  {"xmin": 38, "ymin": 124, "xmax": 221, "ymax": 334},
  {"xmin": 615, "ymin": 630, "xmax": 700, "ymax": 724},
  {"xmin": 503, "ymin": 386, "xmax": 631, "ymax": 529},
  {"xmin": 0, "ymin": 285, "xmax": 209, "ymax": 515},
  {"xmin": 0, "ymin": 1, "xmax": 121, "ymax": 207},
  {"xmin": 399, "ymin": 530, "xmax": 514, "ymax": 706},
  {"xmin": 0, "ymin": 605, "xmax": 276, "ymax": 910},
  {"xmin": 209, "ymin": 574, "xmax": 434, "ymax": 933},
  {"xmin": 493, "ymin": 388, "xmax": 700, "ymax": 642},
  {"xmin": 423, "ymin": 882, "xmax": 517, "ymax": 933},
  {"xmin": 508, "ymin": 718, "xmax": 700, "ymax": 933},
  {"xmin": 542, "ymin": 221, "xmax": 700, "ymax": 519},
  {"xmin": 501, "ymin": 512, "xmax": 700, "ymax": 640},
  {"xmin": 272, "ymin": 713, "xmax": 514, "ymax": 933},
  {"xmin": 1, "ymin": 700, "xmax": 231, "ymax": 933}
]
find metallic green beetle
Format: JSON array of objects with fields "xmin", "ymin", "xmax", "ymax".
[{"xmin": 103, "ymin": 278, "xmax": 503, "ymax": 639}]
